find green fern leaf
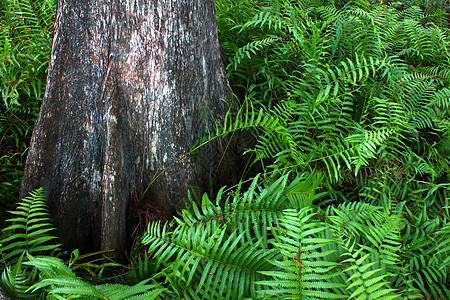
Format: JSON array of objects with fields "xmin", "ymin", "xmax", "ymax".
[
  {"xmin": 142, "ymin": 221, "xmax": 273, "ymax": 299},
  {"xmin": 25, "ymin": 253, "xmax": 166, "ymax": 299},
  {"xmin": 0, "ymin": 187, "xmax": 60, "ymax": 266},
  {"xmin": 257, "ymin": 208, "xmax": 345, "ymax": 299}
]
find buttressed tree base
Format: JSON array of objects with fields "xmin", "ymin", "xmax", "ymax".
[{"xmin": 20, "ymin": 0, "xmax": 237, "ymax": 256}]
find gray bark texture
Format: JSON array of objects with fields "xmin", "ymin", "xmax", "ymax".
[{"xmin": 20, "ymin": 0, "xmax": 236, "ymax": 255}]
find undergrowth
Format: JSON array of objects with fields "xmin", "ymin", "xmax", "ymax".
[{"xmin": 0, "ymin": 0, "xmax": 54, "ymax": 213}]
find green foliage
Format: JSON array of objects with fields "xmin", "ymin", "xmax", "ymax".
[
  {"xmin": 327, "ymin": 202, "xmax": 406, "ymax": 299},
  {"xmin": 0, "ymin": 0, "xmax": 55, "ymax": 213},
  {"xmin": 257, "ymin": 208, "xmax": 345, "ymax": 299},
  {"xmin": 0, "ymin": 0, "xmax": 54, "ymax": 108},
  {"xmin": 140, "ymin": 172, "xmax": 448, "ymax": 298},
  {"xmin": 211, "ymin": 0, "xmax": 450, "ymax": 298},
  {"xmin": 0, "ymin": 189, "xmax": 167, "ymax": 299},
  {"xmin": 0, "ymin": 188, "xmax": 60, "ymax": 298},
  {"xmin": 0, "ymin": 188, "xmax": 60, "ymax": 265},
  {"xmin": 0, "ymin": 151, "xmax": 25, "ymax": 216},
  {"xmin": 218, "ymin": 0, "xmax": 450, "ymax": 187},
  {"xmin": 25, "ymin": 253, "xmax": 166, "ymax": 300},
  {"xmin": 141, "ymin": 174, "xmax": 329, "ymax": 298},
  {"xmin": 141, "ymin": 174, "xmax": 291, "ymax": 299}
]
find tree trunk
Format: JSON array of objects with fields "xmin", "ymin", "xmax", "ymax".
[{"xmin": 20, "ymin": 0, "xmax": 235, "ymax": 256}]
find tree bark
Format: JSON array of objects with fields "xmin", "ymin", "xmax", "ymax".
[{"xmin": 20, "ymin": 0, "xmax": 235, "ymax": 255}]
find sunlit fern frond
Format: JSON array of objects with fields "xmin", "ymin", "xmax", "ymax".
[
  {"xmin": 399, "ymin": 197, "xmax": 450, "ymax": 298},
  {"xmin": 0, "ymin": 187, "xmax": 60, "ymax": 267},
  {"xmin": 182, "ymin": 171, "xmax": 323, "ymax": 249},
  {"xmin": 0, "ymin": 188, "xmax": 59, "ymax": 298},
  {"xmin": 345, "ymin": 127, "xmax": 399, "ymax": 175},
  {"xmin": 0, "ymin": 253, "xmax": 36, "ymax": 299},
  {"xmin": 180, "ymin": 174, "xmax": 287, "ymax": 249},
  {"xmin": 327, "ymin": 202, "xmax": 395, "ymax": 249},
  {"xmin": 327, "ymin": 202, "xmax": 405, "ymax": 299},
  {"xmin": 230, "ymin": 37, "xmax": 281, "ymax": 70},
  {"xmin": 340, "ymin": 246, "xmax": 401, "ymax": 300},
  {"xmin": 142, "ymin": 221, "xmax": 273, "ymax": 299},
  {"xmin": 214, "ymin": 100, "xmax": 306, "ymax": 168},
  {"xmin": 427, "ymin": 88, "xmax": 450, "ymax": 110},
  {"xmin": 257, "ymin": 208, "xmax": 345, "ymax": 299},
  {"xmin": 25, "ymin": 253, "xmax": 167, "ymax": 299}
]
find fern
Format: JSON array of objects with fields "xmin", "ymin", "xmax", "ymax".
[
  {"xmin": 436, "ymin": 221, "xmax": 450, "ymax": 268},
  {"xmin": 142, "ymin": 221, "xmax": 273, "ymax": 299},
  {"xmin": 230, "ymin": 37, "xmax": 281, "ymax": 70},
  {"xmin": 340, "ymin": 247, "xmax": 400, "ymax": 300},
  {"xmin": 0, "ymin": 189, "xmax": 166, "ymax": 299},
  {"xmin": 400, "ymin": 199, "xmax": 450, "ymax": 298},
  {"xmin": 163, "ymin": 1, "xmax": 450, "ymax": 297},
  {"xmin": 257, "ymin": 208, "xmax": 345, "ymax": 299},
  {"xmin": 148, "ymin": 1, "xmax": 449, "ymax": 298},
  {"xmin": 124, "ymin": 251, "xmax": 159, "ymax": 285},
  {"xmin": 1, "ymin": 0, "xmax": 449, "ymax": 298},
  {"xmin": 140, "ymin": 171, "xmax": 331, "ymax": 298},
  {"xmin": 0, "ymin": 0, "xmax": 55, "ymax": 107},
  {"xmin": 0, "ymin": 0, "xmax": 55, "ymax": 211},
  {"xmin": 345, "ymin": 127, "xmax": 399, "ymax": 175},
  {"xmin": 0, "ymin": 187, "xmax": 60, "ymax": 267},
  {"xmin": 0, "ymin": 253, "xmax": 36, "ymax": 299},
  {"xmin": 25, "ymin": 253, "xmax": 166, "ymax": 299},
  {"xmin": 327, "ymin": 202, "xmax": 406, "ymax": 299},
  {"xmin": 0, "ymin": 188, "xmax": 59, "ymax": 298}
]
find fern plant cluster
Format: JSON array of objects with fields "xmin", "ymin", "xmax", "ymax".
[
  {"xmin": 216, "ymin": 0, "xmax": 450, "ymax": 213},
  {"xmin": 0, "ymin": 0, "xmax": 53, "ymax": 108},
  {"xmin": 217, "ymin": 0, "xmax": 450, "ymax": 219},
  {"xmin": 0, "ymin": 188, "xmax": 168, "ymax": 299},
  {"xmin": 2, "ymin": 176, "xmax": 449, "ymax": 298},
  {"xmin": 212, "ymin": 0, "xmax": 450, "ymax": 298},
  {"xmin": 0, "ymin": 0, "xmax": 55, "ymax": 212}
]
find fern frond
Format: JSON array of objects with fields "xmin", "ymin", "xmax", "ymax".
[
  {"xmin": 431, "ymin": 87, "xmax": 450, "ymax": 109},
  {"xmin": 326, "ymin": 202, "xmax": 404, "ymax": 299},
  {"xmin": 182, "ymin": 171, "xmax": 324, "ymax": 252},
  {"xmin": 373, "ymin": 96, "xmax": 409, "ymax": 129},
  {"xmin": 0, "ymin": 253, "xmax": 35, "ymax": 299},
  {"xmin": 328, "ymin": 202, "xmax": 380, "ymax": 244},
  {"xmin": 345, "ymin": 127, "xmax": 398, "ymax": 175},
  {"xmin": 283, "ymin": 171, "xmax": 324, "ymax": 208},
  {"xmin": 239, "ymin": 10, "xmax": 284, "ymax": 32},
  {"xmin": 257, "ymin": 208, "xmax": 345, "ymax": 299},
  {"xmin": 29, "ymin": 275, "xmax": 104, "ymax": 299},
  {"xmin": 142, "ymin": 221, "xmax": 273, "ymax": 299},
  {"xmin": 25, "ymin": 253, "xmax": 166, "ymax": 299},
  {"xmin": 328, "ymin": 201, "xmax": 404, "ymax": 265},
  {"xmin": 0, "ymin": 187, "xmax": 60, "ymax": 266},
  {"xmin": 436, "ymin": 221, "xmax": 450, "ymax": 268},
  {"xmin": 206, "ymin": 174, "xmax": 286, "ymax": 247},
  {"xmin": 95, "ymin": 281, "xmax": 166, "ymax": 300},
  {"xmin": 400, "ymin": 202, "xmax": 450, "ymax": 298},
  {"xmin": 0, "ymin": 0, "xmax": 55, "ymax": 107},
  {"xmin": 340, "ymin": 247, "xmax": 401, "ymax": 300},
  {"xmin": 230, "ymin": 37, "xmax": 280, "ymax": 70}
]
